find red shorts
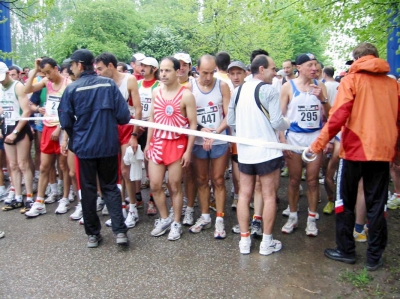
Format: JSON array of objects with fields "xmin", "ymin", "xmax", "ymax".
[
  {"xmin": 118, "ymin": 124, "xmax": 133, "ymax": 145},
  {"xmin": 147, "ymin": 135, "xmax": 188, "ymax": 165},
  {"xmin": 40, "ymin": 126, "xmax": 60, "ymax": 155}
]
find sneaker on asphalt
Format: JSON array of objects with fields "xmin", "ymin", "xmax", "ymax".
[
  {"xmin": 20, "ymin": 201, "xmax": 33, "ymax": 214},
  {"xmin": 125, "ymin": 210, "xmax": 139, "ymax": 228},
  {"xmin": 79, "ymin": 217, "xmax": 84, "ymax": 225},
  {"xmin": 2, "ymin": 200, "xmax": 23, "ymax": 211},
  {"xmin": 105, "ymin": 219, "xmax": 112, "ymax": 227},
  {"xmin": 55, "ymin": 198, "xmax": 70, "ymax": 214},
  {"xmin": 280, "ymin": 166, "xmax": 289, "ymax": 177},
  {"xmin": 214, "ymin": 218, "xmax": 226, "ymax": 239},
  {"xmin": 168, "ymin": 222, "xmax": 182, "ymax": 240},
  {"xmin": 319, "ymin": 178, "xmax": 325, "ymax": 185},
  {"xmin": 354, "ymin": 229, "xmax": 367, "ymax": 242},
  {"xmin": 151, "ymin": 218, "xmax": 172, "ymax": 236},
  {"xmin": 5, "ymin": 191, "xmax": 15, "ymax": 203},
  {"xmin": 250, "ymin": 219, "xmax": 263, "ymax": 238},
  {"xmin": 182, "ymin": 209, "xmax": 194, "ymax": 226},
  {"xmin": 249, "ymin": 202, "xmax": 254, "ymax": 209},
  {"xmin": 387, "ymin": 194, "xmax": 400, "ymax": 210},
  {"xmin": 231, "ymin": 199, "xmax": 238, "ymax": 210},
  {"xmin": 44, "ymin": 191, "xmax": 58, "ymax": 204},
  {"xmin": 25, "ymin": 202, "xmax": 46, "ymax": 217},
  {"xmin": 102, "ymin": 204, "xmax": 109, "ymax": 216},
  {"xmin": 87, "ymin": 234, "xmax": 102, "ymax": 248},
  {"xmin": 239, "ymin": 239, "xmax": 251, "ymax": 254},
  {"xmin": 209, "ymin": 200, "xmax": 217, "ymax": 212},
  {"xmin": 305, "ymin": 217, "xmax": 318, "ymax": 236},
  {"xmin": 259, "ymin": 239, "xmax": 282, "ymax": 256},
  {"xmin": 323, "ymin": 201, "xmax": 334, "ymax": 214},
  {"xmin": 282, "ymin": 216, "xmax": 298, "ymax": 234},
  {"xmin": 116, "ymin": 233, "xmax": 128, "ymax": 245},
  {"xmin": 189, "ymin": 216, "xmax": 212, "ymax": 233},
  {"xmin": 147, "ymin": 201, "xmax": 157, "ymax": 216},
  {"xmin": 0, "ymin": 188, "xmax": 6, "ymax": 201},
  {"xmin": 96, "ymin": 197, "xmax": 105, "ymax": 211},
  {"xmin": 231, "ymin": 224, "xmax": 240, "ymax": 234},
  {"xmin": 282, "ymin": 204, "xmax": 299, "ymax": 216},
  {"xmin": 68, "ymin": 190, "xmax": 76, "ymax": 202},
  {"xmin": 0, "ymin": 231, "xmax": 4, "ymax": 239},
  {"xmin": 70, "ymin": 203, "xmax": 83, "ymax": 220}
]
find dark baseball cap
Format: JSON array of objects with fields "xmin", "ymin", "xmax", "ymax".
[
  {"xmin": 70, "ymin": 49, "xmax": 94, "ymax": 66},
  {"xmin": 295, "ymin": 53, "xmax": 317, "ymax": 65}
]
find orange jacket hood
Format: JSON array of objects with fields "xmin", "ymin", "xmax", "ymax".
[{"xmin": 349, "ymin": 55, "xmax": 390, "ymax": 75}]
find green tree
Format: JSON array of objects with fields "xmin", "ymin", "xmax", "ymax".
[{"xmin": 44, "ymin": 0, "xmax": 149, "ymax": 63}]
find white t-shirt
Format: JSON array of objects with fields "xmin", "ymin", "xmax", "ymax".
[{"xmin": 324, "ymin": 81, "xmax": 340, "ymax": 106}]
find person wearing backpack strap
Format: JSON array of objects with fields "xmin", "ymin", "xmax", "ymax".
[{"xmin": 227, "ymin": 54, "xmax": 290, "ymax": 255}]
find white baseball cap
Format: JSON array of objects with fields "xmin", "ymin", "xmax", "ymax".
[
  {"xmin": 141, "ymin": 57, "xmax": 159, "ymax": 68},
  {"xmin": 132, "ymin": 53, "xmax": 146, "ymax": 61},
  {"xmin": 174, "ymin": 53, "xmax": 192, "ymax": 64},
  {"xmin": 0, "ymin": 62, "xmax": 9, "ymax": 81}
]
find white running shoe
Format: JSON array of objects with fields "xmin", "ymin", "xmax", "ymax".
[
  {"xmin": 259, "ymin": 239, "xmax": 282, "ymax": 256},
  {"xmin": 281, "ymin": 216, "xmax": 298, "ymax": 234},
  {"xmin": 25, "ymin": 202, "xmax": 46, "ymax": 217},
  {"xmin": 0, "ymin": 187, "xmax": 6, "ymax": 201},
  {"xmin": 55, "ymin": 198, "xmax": 70, "ymax": 214},
  {"xmin": 388, "ymin": 193, "xmax": 400, "ymax": 210},
  {"xmin": 102, "ymin": 204, "xmax": 109, "ymax": 215},
  {"xmin": 6, "ymin": 190, "xmax": 15, "ymax": 203},
  {"xmin": 168, "ymin": 222, "xmax": 182, "ymax": 241},
  {"xmin": 44, "ymin": 191, "xmax": 59, "ymax": 204},
  {"xmin": 68, "ymin": 190, "xmax": 76, "ymax": 202},
  {"xmin": 231, "ymin": 199, "xmax": 238, "ymax": 210},
  {"xmin": 105, "ymin": 219, "xmax": 112, "ymax": 227},
  {"xmin": 250, "ymin": 219, "xmax": 263, "ymax": 237},
  {"xmin": 231, "ymin": 224, "xmax": 240, "ymax": 234},
  {"xmin": 96, "ymin": 197, "xmax": 105, "ymax": 211},
  {"xmin": 125, "ymin": 210, "xmax": 139, "ymax": 228},
  {"xmin": 214, "ymin": 218, "xmax": 226, "ymax": 239},
  {"xmin": 70, "ymin": 203, "xmax": 83, "ymax": 220},
  {"xmin": 182, "ymin": 209, "xmax": 194, "ymax": 226},
  {"xmin": 79, "ymin": 217, "xmax": 84, "ymax": 225},
  {"xmin": 239, "ymin": 239, "xmax": 251, "ymax": 254},
  {"xmin": 189, "ymin": 216, "xmax": 212, "ymax": 233},
  {"xmin": 151, "ymin": 217, "xmax": 172, "ymax": 236},
  {"xmin": 305, "ymin": 217, "xmax": 318, "ymax": 237},
  {"xmin": 282, "ymin": 204, "xmax": 299, "ymax": 216}
]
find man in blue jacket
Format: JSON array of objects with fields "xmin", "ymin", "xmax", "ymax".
[{"xmin": 58, "ymin": 49, "xmax": 131, "ymax": 248}]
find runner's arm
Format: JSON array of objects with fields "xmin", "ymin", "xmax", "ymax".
[
  {"xmin": 128, "ymin": 76, "xmax": 142, "ymax": 135},
  {"xmin": 215, "ymin": 81, "xmax": 230, "ymax": 134},
  {"xmin": 227, "ymin": 87, "xmax": 239, "ymax": 130},
  {"xmin": 261, "ymin": 86, "xmax": 289, "ymax": 131},
  {"xmin": 183, "ymin": 89, "xmax": 197, "ymax": 153},
  {"xmin": 24, "ymin": 59, "xmax": 47, "ymax": 94},
  {"xmin": 14, "ymin": 82, "xmax": 30, "ymax": 131}
]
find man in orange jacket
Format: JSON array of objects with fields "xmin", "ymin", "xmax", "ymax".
[{"xmin": 306, "ymin": 42, "xmax": 400, "ymax": 271}]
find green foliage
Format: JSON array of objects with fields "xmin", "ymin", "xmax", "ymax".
[
  {"xmin": 137, "ymin": 27, "xmax": 185, "ymax": 62},
  {"xmin": 339, "ymin": 268, "xmax": 373, "ymax": 289},
  {"xmin": 44, "ymin": 0, "xmax": 148, "ymax": 63}
]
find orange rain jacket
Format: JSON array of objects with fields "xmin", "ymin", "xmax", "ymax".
[{"xmin": 311, "ymin": 55, "xmax": 400, "ymax": 162}]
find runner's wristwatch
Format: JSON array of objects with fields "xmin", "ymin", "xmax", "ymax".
[
  {"xmin": 321, "ymin": 98, "xmax": 328, "ymax": 104},
  {"xmin": 13, "ymin": 130, "xmax": 19, "ymax": 135}
]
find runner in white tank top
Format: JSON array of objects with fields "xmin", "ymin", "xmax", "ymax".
[
  {"xmin": 95, "ymin": 53, "xmax": 142, "ymax": 229},
  {"xmin": 188, "ymin": 55, "xmax": 231, "ymax": 239},
  {"xmin": 279, "ymin": 53, "xmax": 330, "ymax": 238}
]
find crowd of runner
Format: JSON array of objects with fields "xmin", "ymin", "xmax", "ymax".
[{"xmin": 0, "ymin": 44, "xmax": 400, "ymax": 271}]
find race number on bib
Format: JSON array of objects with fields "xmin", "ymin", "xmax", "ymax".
[
  {"xmin": 196, "ymin": 105, "xmax": 221, "ymax": 129},
  {"xmin": 296, "ymin": 104, "xmax": 320, "ymax": 129},
  {"xmin": 45, "ymin": 95, "xmax": 61, "ymax": 117},
  {"xmin": 3, "ymin": 106, "xmax": 16, "ymax": 126},
  {"xmin": 141, "ymin": 97, "xmax": 152, "ymax": 120}
]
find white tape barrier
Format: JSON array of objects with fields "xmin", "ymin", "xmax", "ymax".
[{"xmin": 13, "ymin": 116, "xmax": 317, "ymax": 162}]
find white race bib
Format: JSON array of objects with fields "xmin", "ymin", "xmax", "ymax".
[
  {"xmin": 45, "ymin": 95, "xmax": 61, "ymax": 117},
  {"xmin": 3, "ymin": 106, "xmax": 16, "ymax": 126},
  {"xmin": 296, "ymin": 104, "xmax": 320, "ymax": 129},
  {"xmin": 196, "ymin": 105, "xmax": 221, "ymax": 130},
  {"xmin": 140, "ymin": 96, "xmax": 152, "ymax": 120}
]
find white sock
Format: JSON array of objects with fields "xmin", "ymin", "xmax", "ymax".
[
  {"xmin": 186, "ymin": 206, "xmax": 194, "ymax": 212},
  {"xmin": 129, "ymin": 203, "xmax": 136, "ymax": 212},
  {"xmin": 57, "ymin": 179, "xmax": 63, "ymax": 185},
  {"xmin": 241, "ymin": 235, "xmax": 250, "ymax": 242},
  {"xmin": 216, "ymin": 216, "xmax": 224, "ymax": 222},
  {"xmin": 262, "ymin": 234, "xmax": 273, "ymax": 244},
  {"xmin": 50, "ymin": 183, "xmax": 58, "ymax": 193},
  {"xmin": 202, "ymin": 213, "xmax": 211, "ymax": 222},
  {"xmin": 0, "ymin": 186, "xmax": 5, "ymax": 192},
  {"xmin": 289, "ymin": 212, "xmax": 298, "ymax": 219}
]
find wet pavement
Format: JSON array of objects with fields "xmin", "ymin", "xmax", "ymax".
[{"xmin": 1, "ymin": 175, "xmax": 399, "ymax": 298}]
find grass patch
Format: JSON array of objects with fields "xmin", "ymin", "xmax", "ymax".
[{"xmin": 339, "ymin": 268, "xmax": 373, "ymax": 289}]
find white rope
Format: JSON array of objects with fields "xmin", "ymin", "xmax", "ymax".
[{"xmin": 12, "ymin": 116, "xmax": 317, "ymax": 162}]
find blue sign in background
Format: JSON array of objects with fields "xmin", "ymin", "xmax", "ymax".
[{"xmin": 0, "ymin": 1, "xmax": 12, "ymax": 67}]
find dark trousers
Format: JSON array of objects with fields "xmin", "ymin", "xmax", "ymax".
[
  {"xmin": 336, "ymin": 159, "xmax": 388, "ymax": 264},
  {"xmin": 79, "ymin": 155, "xmax": 126, "ymax": 236}
]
